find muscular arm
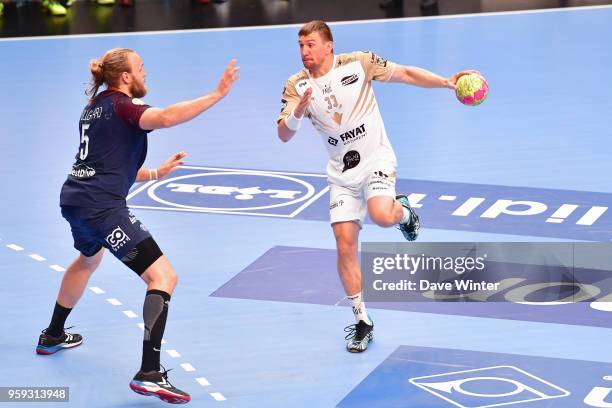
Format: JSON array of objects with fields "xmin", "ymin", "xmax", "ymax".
[
  {"xmin": 388, "ymin": 65, "xmax": 481, "ymax": 90},
  {"xmin": 139, "ymin": 60, "xmax": 239, "ymax": 131},
  {"xmin": 388, "ymin": 65, "xmax": 454, "ymax": 88},
  {"xmin": 139, "ymin": 94, "xmax": 223, "ymax": 130}
]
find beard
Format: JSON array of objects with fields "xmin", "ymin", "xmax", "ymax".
[{"xmin": 130, "ymin": 80, "xmax": 147, "ymax": 98}]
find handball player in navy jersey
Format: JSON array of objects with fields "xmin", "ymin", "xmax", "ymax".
[{"xmin": 36, "ymin": 48, "xmax": 239, "ymax": 404}]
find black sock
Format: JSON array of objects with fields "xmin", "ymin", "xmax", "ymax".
[
  {"xmin": 46, "ymin": 302, "xmax": 72, "ymax": 337},
  {"xmin": 141, "ymin": 289, "xmax": 171, "ymax": 373}
]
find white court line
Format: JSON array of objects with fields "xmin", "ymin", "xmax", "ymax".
[
  {"xmin": 289, "ymin": 185, "xmax": 330, "ymax": 218},
  {"xmin": 210, "ymin": 392, "xmax": 227, "ymax": 402},
  {"xmin": 11, "ymin": 242, "xmax": 230, "ymax": 402},
  {"xmin": 180, "ymin": 363, "xmax": 196, "ymax": 372},
  {"xmin": 28, "ymin": 254, "xmax": 46, "ymax": 261},
  {"xmin": 126, "ymin": 180, "xmax": 156, "ymax": 201},
  {"xmin": 195, "ymin": 377, "xmax": 210, "ymax": 386},
  {"xmin": 1, "ymin": 4, "xmax": 610, "ymax": 42},
  {"xmin": 128, "ymin": 205, "xmax": 295, "ymax": 218},
  {"xmin": 439, "ymin": 195, "xmax": 457, "ymax": 201},
  {"xmin": 89, "ymin": 286, "xmax": 105, "ymax": 294},
  {"xmin": 177, "ymin": 166, "xmax": 327, "ymax": 178}
]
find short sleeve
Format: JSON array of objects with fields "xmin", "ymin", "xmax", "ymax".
[
  {"xmin": 276, "ymin": 78, "xmax": 301, "ymax": 124},
  {"xmin": 115, "ymin": 96, "xmax": 151, "ymax": 130},
  {"xmin": 353, "ymin": 51, "xmax": 397, "ymax": 82}
]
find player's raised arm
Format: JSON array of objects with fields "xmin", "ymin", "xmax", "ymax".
[
  {"xmin": 139, "ymin": 59, "xmax": 240, "ymax": 130},
  {"xmin": 277, "ymin": 88, "xmax": 312, "ymax": 143},
  {"xmin": 388, "ymin": 65, "xmax": 480, "ymax": 89}
]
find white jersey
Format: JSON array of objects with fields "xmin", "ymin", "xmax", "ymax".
[{"xmin": 278, "ymin": 51, "xmax": 398, "ymax": 187}]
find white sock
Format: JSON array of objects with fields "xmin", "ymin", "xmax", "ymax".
[
  {"xmin": 399, "ymin": 206, "xmax": 412, "ymax": 225},
  {"xmin": 347, "ymin": 292, "xmax": 371, "ymax": 325}
]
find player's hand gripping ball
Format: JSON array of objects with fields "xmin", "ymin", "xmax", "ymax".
[{"xmin": 455, "ymin": 73, "xmax": 488, "ymax": 106}]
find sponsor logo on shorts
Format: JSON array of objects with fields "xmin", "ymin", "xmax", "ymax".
[
  {"xmin": 330, "ymin": 199, "xmax": 344, "ymax": 210},
  {"xmin": 106, "ymin": 226, "xmax": 131, "ymax": 252},
  {"xmin": 374, "ymin": 171, "xmax": 389, "ymax": 178},
  {"xmin": 341, "ymin": 74, "xmax": 359, "ymax": 86},
  {"xmin": 128, "ymin": 212, "xmax": 138, "ymax": 224}
]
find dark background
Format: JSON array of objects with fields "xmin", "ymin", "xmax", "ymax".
[{"xmin": 2, "ymin": 0, "xmax": 612, "ymax": 38}]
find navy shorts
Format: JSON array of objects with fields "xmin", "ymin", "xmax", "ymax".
[{"xmin": 61, "ymin": 206, "xmax": 152, "ymax": 260}]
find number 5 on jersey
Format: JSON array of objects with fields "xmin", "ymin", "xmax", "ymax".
[{"xmin": 79, "ymin": 123, "xmax": 90, "ymax": 160}]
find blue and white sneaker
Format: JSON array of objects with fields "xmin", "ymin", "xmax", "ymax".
[
  {"xmin": 396, "ymin": 194, "xmax": 420, "ymax": 241},
  {"xmin": 344, "ymin": 319, "xmax": 374, "ymax": 353},
  {"xmin": 36, "ymin": 328, "xmax": 82, "ymax": 355}
]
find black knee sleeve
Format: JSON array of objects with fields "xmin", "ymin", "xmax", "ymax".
[{"xmin": 121, "ymin": 237, "xmax": 163, "ymax": 275}]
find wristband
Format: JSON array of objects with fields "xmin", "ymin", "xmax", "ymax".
[
  {"xmin": 148, "ymin": 168, "xmax": 158, "ymax": 181},
  {"xmin": 284, "ymin": 110, "xmax": 302, "ymax": 131}
]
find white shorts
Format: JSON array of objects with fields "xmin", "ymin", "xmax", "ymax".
[{"xmin": 329, "ymin": 169, "xmax": 397, "ymax": 226}]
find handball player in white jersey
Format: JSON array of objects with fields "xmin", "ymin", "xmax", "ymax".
[{"xmin": 277, "ymin": 20, "xmax": 478, "ymax": 352}]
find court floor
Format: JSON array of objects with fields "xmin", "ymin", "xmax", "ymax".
[{"xmin": 1, "ymin": 5, "xmax": 612, "ymax": 407}]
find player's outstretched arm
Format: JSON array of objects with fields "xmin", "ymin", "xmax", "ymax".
[
  {"xmin": 135, "ymin": 151, "xmax": 187, "ymax": 182},
  {"xmin": 388, "ymin": 65, "xmax": 479, "ymax": 89},
  {"xmin": 139, "ymin": 60, "xmax": 240, "ymax": 131},
  {"xmin": 278, "ymin": 88, "xmax": 312, "ymax": 143}
]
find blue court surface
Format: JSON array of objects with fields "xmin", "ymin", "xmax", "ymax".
[{"xmin": 1, "ymin": 5, "xmax": 612, "ymax": 407}]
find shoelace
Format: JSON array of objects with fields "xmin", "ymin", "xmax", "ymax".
[
  {"xmin": 344, "ymin": 324, "xmax": 358, "ymax": 341},
  {"xmin": 159, "ymin": 364, "xmax": 176, "ymax": 388},
  {"xmin": 41, "ymin": 326, "xmax": 75, "ymax": 337},
  {"xmin": 344, "ymin": 322, "xmax": 371, "ymax": 341}
]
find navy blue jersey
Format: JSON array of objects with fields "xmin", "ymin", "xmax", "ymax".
[{"xmin": 60, "ymin": 90, "xmax": 151, "ymax": 208}]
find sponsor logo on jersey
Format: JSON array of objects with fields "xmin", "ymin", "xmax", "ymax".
[
  {"xmin": 323, "ymin": 83, "xmax": 332, "ymax": 94},
  {"xmin": 70, "ymin": 164, "xmax": 96, "ymax": 179},
  {"xmin": 328, "ymin": 136, "xmax": 339, "ymax": 146},
  {"xmin": 106, "ymin": 226, "xmax": 131, "ymax": 252},
  {"xmin": 341, "ymin": 74, "xmax": 359, "ymax": 86},
  {"xmin": 298, "ymin": 80, "xmax": 309, "ymax": 88},
  {"xmin": 132, "ymin": 98, "xmax": 146, "ymax": 106},
  {"xmin": 370, "ymin": 52, "xmax": 388, "ymax": 67},
  {"xmin": 280, "ymin": 98, "xmax": 288, "ymax": 112},
  {"xmin": 339, "ymin": 123, "xmax": 366, "ymax": 143},
  {"xmin": 342, "ymin": 150, "xmax": 361, "ymax": 172}
]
